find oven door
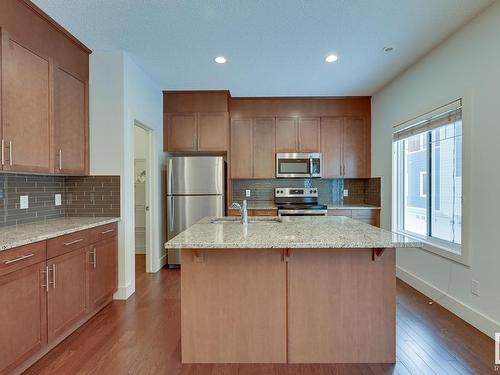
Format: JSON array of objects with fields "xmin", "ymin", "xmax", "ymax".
[
  {"xmin": 278, "ymin": 209, "xmax": 328, "ymax": 217},
  {"xmin": 276, "ymin": 153, "xmax": 312, "ymax": 178}
]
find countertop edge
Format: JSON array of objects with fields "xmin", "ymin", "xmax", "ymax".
[
  {"xmin": 164, "ymin": 243, "xmax": 421, "ymax": 249},
  {"xmin": 0, "ymin": 217, "xmax": 120, "ymax": 252}
]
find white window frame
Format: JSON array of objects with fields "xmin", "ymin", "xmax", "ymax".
[
  {"xmin": 419, "ymin": 171, "xmax": 427, "ymax": 198},
  {"xmin": 392, "ymin": 98, "xmax": 469, "ymax": 266}
]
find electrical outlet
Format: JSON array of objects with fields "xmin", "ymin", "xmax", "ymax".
[
  {"xmin": 343, "ymin": 189, "xmax": 349, "ymax": 197},
  {"xmin": 245, "ymin": 189, "xmax": 251, "ymax": 197},
  {"xmin": 20, "ymin": 195, "xmax": 29, "ymax": 209},
  {"xmin": 471, "ymin": 280, "xmax": 480, "ymax": 296},
  {"xmin": 55, "ymin": 194, "xmax": 62, "ymax": 206}
]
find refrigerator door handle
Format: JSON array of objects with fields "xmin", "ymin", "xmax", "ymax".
[{"xmin": 169, "ymin": 196, "xmax": 174, "ymax": 232}]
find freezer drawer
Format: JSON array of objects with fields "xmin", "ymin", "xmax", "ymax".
[
  {"xmin": 167, "ymin": 195, "xmax": 224, "ymax": 266},
  {"xmin": 167, "ymin": 156, "xmax": 224, "ymax": 195}
]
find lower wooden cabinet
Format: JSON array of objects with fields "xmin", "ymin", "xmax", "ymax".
[
  {"xmin": 327, "ymin": 209, "xmax": 380, "ymax": 227},
  {"xmin": 227, "ymin": 208, "xmax": 278, "ymax": 217},
  {"xmin": 47, "ymin": 247, "xmax": 88, "ymax": 343},
  {"xmin": 88, "ymin": 236, "xmax": 117, "ymax": 310},
  {"xmin": 0, "ymin": 223, "xmax": 118, "ymax": 375},
  {"xmin": 0, "ymin": 262, "xmax": 47, "ymax": 375}
]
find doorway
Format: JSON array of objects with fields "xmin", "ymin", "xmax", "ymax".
[{"xmin": 134, "ymin": 122, "xmax": 152, "ymax": 275}]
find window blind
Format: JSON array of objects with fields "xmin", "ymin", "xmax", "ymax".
[{"xmin": 393, "ymin": 99, "xmax": 462, "ymax": 141}]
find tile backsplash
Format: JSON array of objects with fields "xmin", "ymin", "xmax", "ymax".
[
  {"xmin": 0, "ymin": 174, "xmax": 65, "ymax": 226},
  {"xmin": 232, "ymin": 177, "xmax": 381, "ymax": 207},
  {"xmin": 0, "ymin": 173, "xmax": 120, "ymax": 227},
  {"xmin": 65, "ymin": 176, "xmax": 120, "ymax": 217},
  {"xmin": 232, "ymin": 178, "xmax": 344, "ymax": 206}
]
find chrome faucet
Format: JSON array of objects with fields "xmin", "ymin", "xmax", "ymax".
[{"xmin": 230, "ymin": 200, "xmax": 248, "ymax": 224}]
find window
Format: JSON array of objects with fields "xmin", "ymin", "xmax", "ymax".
[{"xmin": 393, "ymin": 100, "xmax": 462, "ymax": 255}]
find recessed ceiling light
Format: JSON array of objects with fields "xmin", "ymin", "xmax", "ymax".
[
  {"xmin": 325, "ymin": 54, "xmax": 338, "ymax": 63},
  {"xmin": 214, "ymin": 56, "xmax": 227, "ymax": 64},
  {"xmin": 382, "ymin": 47, "xmax": 395, "ymax": 53}
]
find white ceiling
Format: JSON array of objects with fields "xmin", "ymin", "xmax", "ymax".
[{"xmin": 33, "ymin": 0, "xmax": 494, "ymax": 96}]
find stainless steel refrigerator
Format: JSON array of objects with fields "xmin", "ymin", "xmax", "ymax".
[{"xmin": 166, "ymin": 156, "xmax": 225, "ymax": 267}]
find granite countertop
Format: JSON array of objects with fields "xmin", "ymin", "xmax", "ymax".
[
  {"xmin": 165, "ymin": 216, "xmax": 421, "ymax": 249},
  {"xmin": 0, "ymin": 217, "xmax": 120, "ymax": 251}
]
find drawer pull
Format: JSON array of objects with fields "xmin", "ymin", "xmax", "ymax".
[
  {"xmin": 41, "ymin": 265, "xmax": 49, "ymax": 293},
  {"xmin": 101, "ymin": 229, "xmax": 114, "ymax": 235},
  {"xmin": 51, "ymin": 264, "xmax": 56, "ymax": 289},
  {"xmin": 4, "ymin": 253, "xmax": 35, "ymax": 265},
  {"xmin": 64, "ymin": 238, "xmax": 84, "ymax": 246},
  {"xmin": 90, "ymin": 248, "xmax": 97, "ymax": 269}
]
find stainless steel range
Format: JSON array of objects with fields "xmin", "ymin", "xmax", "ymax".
[{"xmin": 275, "ymin": 188, "xmax": 327, "ymax": 216}]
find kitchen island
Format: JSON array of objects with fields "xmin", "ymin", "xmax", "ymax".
[{"xmin": 165, "ymin": 216, "xmax": 420, "ymax": 364}]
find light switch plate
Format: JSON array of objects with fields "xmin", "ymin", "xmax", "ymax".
[
  {"xmin": 343, "ymin": 189, "xmax": 349, "ymax": 197},
  {"xmin": 55, "ymin": 193, "xmax": 62, "ymax": 206},
  {"xmin": 245, "ymin": 189, "xmax": 251, "ymax": 197},
  {"xmin": 20, "ymin": 195, "xmax": 29, "ymax": 209},
  {"xmin": 471, "ymin": 280, "xmax": 480, "ymax": 296}
]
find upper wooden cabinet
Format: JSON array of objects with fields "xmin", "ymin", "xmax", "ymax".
[
  {"xmin": 163, "ymin": 91, "xmax": 230, "ymax": 152},
  {"xmin": 298, "ymin": 118, "xmax": 320, "ymax": 152},
  {"xmin": 320, "ymin": 116, "xmax": 370, "ymax": 178},
  {"xmin": 197, "ymin": 113, "xmax": 229, "ymax": 151},
  {"xmin": 320, "ymin": 117, "xmax": 343, "ymax": 178},
  {"xmin": 275, "ymin": 117, "xmax": 320, "ymax": 153},
  {"xmin": 0, "ymin": 1, "xmax": 91, "ymax": 175},
  {"xmin": 231, "ymin": 118, "xmax": 275, "ymax": 179},
  {"xmin": 252, "ymin": 118, "xmax": 275, "ymax": 178},
  {"xmin": 166, "ymin": 113, "xmax": 197, "ymax": 151},
  {"xmin": 230, "ymin": 119, "xmax": 253, "ymax": 178},
  {"xmin": 165, "ymin": 112, "xmax": 229, "ymax": 152},
  {"xmin": 343, "ymin": 117, "xmax": 369, "ymax": 178},
  {"xmin": 1, "ymin": 31, "xmax": 51, "ymax": 173},
  {"xmin": 164, "ymin": 94, "xmax": 372, "ymax": 178},
  {"xmin": 54, "ymin": 66, "xmax": 88, "ymax": 175},
  {"xmin": 276, "ymin": 117, "xmax": 298, "ymax": 152}
]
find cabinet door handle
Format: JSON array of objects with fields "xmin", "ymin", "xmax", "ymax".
[
  {"xmin": 4, "ymin": 253, "xmax": 35, "ymax": 265},
  {"xmin": 64, "ymin": 238, "xmax": 84, "ymax": 246},
  {"xmin": 90, "ymin": 248, "xmax": 97, "ymax": 269},
  {"xmin": 59, "ymin": 149, "xmax": 62, "ymax": 170},
  {"xmin": 1, "ymin": 139, "xmax": 4, "ymax": 166},
  {"xmin": 101, "ymin": 229, "xmax": 114, "ymax": 235},
  {"xmin": 51, "ymin": 264, "xmax": 56, "ymax": 289},
  {"xmin": 41, "ymin": 265, "xmax": 49, "ymax": 293},
  {"xmin": 9, "ymin": 141, "xmax": 12, "ymax": 166}
]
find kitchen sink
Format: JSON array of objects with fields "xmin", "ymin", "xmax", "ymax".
[{"xmin": 210, "ymin": 217, "xmax": 282, "ymax": 224}]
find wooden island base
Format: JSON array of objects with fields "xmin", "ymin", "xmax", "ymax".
[{"xmin": 181, "ymin": 248, "xmax": 395, "ymax": 364}]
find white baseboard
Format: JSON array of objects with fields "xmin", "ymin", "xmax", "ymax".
[
  {"xmin": 397, "ymin": 266, "xmax": 500, "ymax": 339},
  {"xmin": 113, "ymin": 282, "xmax": 135, "ymax": 300},
  {"xmin": 151, "ymin": 253, "xmax": 167, "ymax": 273}
]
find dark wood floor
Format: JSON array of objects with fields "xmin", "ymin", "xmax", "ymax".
[{"xmin": 24, "ymin": 255, "xmax": 497, "ymax": 374}]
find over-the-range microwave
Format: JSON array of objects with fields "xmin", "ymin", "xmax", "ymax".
[{"xmin": 275, "ymin": 152, "xmax": 322, "ymax": 178}]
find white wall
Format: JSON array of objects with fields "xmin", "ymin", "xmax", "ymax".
[
  {"xmin": 124, "ymin": 53, "xmax": 166, "ymax": 276},
  {"xmin": 90, "ymin": 50, "xmax": 165, "ymax": 299},
  {"xmin": 372, "ymin": 2, "xmax": 500, "ymax": 337}
]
